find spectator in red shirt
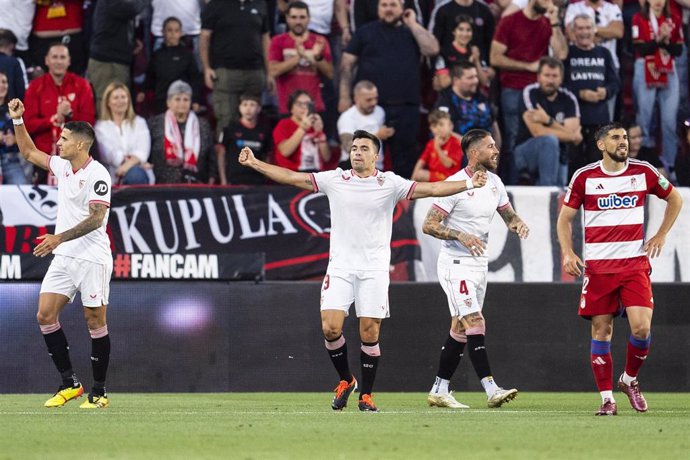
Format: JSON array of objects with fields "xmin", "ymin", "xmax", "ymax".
[
  {"xmin": 24, "ymin": 43, "xmax": 95, "ymax": 183},
  {"xmin": 272, "ymin": 89, "xmax": 331, "ymax": 172},
  {"xmin": 268, "ymin": 1, "xmax": 334, "ymax": 116},
  {"xmin": 29, "ymin": 0, "xmax": 86, "ymax": 76},
  {"xmin": 412, "ymin": 110, "xmax": 463, "ymax": 182}
]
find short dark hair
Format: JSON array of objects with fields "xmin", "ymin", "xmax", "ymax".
[
  {"xmin": 453, "ymin": 14, "xmax": 474, "ymax": 30},
  {"xmin": 0, "ymin": 28, "xmax": 17, "ymax": 48},
  {"xmin": 286, "ymin": 1, "xmax": 310, "ymax": 15},
  {"xmin": 451, "ymin": 61, "xmax": 477, "ymax": 80},
  {"xmin": 63, "ymin": 121, "xmax": 96, "ymax": 146},
  {"xmin": 239, "ymin": 93, "xmax": 261, "ymax": 104},
  {"xmin": 461, "ymin": 129, "xmax": 491, "ymax": 155},
  {"xmin": 163, "ymin": 16, "xmax": 182, "ymax": 30},
  {"xmin": 287, "ymin": 89, "xmax": 311, "ymax": 111},
  {"xmin": 46, "ymin": 41, "xmax": 69, "ymax": 56},
  {"xmin": 595, "ymin": 122, "xmax": 625, "ymax": 143},
  {"xmin": 538, "ymin": 56, "xmax": 564, "ymax": 75},
  {"xmin": 352, "ymin": 130, "xmax": 381, "ymax": 154}
]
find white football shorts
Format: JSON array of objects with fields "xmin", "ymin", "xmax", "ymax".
[
  {"xmin": 41, "ymin": 254, "xmax": 112, "ymax": 307},
  {"xmin": 437, "ymin": 253, "xmax": 488, "ymax": 318},
  {"xmin": 320, "ymin": 268, "xmax": 390, "ymax": 319}
]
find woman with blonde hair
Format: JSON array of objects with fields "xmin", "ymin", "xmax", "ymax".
[{"xmin": 95, "ymin": 81, "xmax": 153, "ymax": 184}]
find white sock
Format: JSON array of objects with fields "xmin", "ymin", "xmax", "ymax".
[
  {"xmin": 481, "ymin": 376, "xmax": 499, "ymax": 397},
  {"xmin": 430, "ymin": 377, "xmax": 450, "ymax": 394},
  {"xmin": 600, "ymin": 390, "xmax": 615, "ymax": 403},
  {"xmin": 621, "ymin": 372, "xmax": 636, "ymax": 385}
]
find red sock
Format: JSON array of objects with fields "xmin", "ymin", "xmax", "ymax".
[
  {"xmin": 625, "ymin": 335, "xmax": 651, "ymax": 378},
  {"xmin": 590, "ymin": 340, "xmax": 613, "ymax": 391}
]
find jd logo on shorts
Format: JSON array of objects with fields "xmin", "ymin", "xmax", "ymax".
[
  {"xmin": 94, "ymin": 181, "xmax": 109, "ymax": 196},
  {"xmin": 597, "ymin": 194, "xmax": 638, "ymax": 210}
]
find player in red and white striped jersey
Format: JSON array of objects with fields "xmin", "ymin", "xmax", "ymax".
[{"xmin": 557, "ymin": 122, "xmax": 683, "ymax": 416}]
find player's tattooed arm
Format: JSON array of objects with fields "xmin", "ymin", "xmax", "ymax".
[
  {"xmin": 498, "ymin": 204, "xmax": 529, "ymax": 239},
  {"xmin": 58, "ymin": 202, "xmax": 108, "ymax": 243},
  {"xmin": 422, "ymin": 207, "xmax": 461, "ymax": 241}
]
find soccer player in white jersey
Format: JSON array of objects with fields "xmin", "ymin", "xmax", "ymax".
[
  {"xmin": 8, "ymin": 98, "xmax": 113, "ymax": 409},
  {"xmin": 422, "ymin": 129, "xmax": 529, "ymax": 409},
  {"xmin": 557, "ymin": 122, "xmax": 682, "ymax": 416},
  {"xmin": 240, "ymin": 130, "xmax": 488, "ymax": 411}
]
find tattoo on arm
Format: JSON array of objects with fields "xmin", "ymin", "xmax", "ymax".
[
  {"xmin": 422, "ymin": 207, "xmax": 463, "ymax": 241},
  {"xmin": 58, "ymin": 203, "xmax": 107, "ymax": 243},
  {"xmin": 498, "ymin": 205, "xmax": 520, "ymax": 227}
]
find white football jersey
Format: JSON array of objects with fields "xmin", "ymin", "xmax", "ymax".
[
  {"xmin": 311, "ymin": 168, "xmax": 416, "ymax": 271},
  {"xmin": 433, "ymin": 167, "xmax": 510, "ymax": 259},
  {"xmin": 48, "ymin": 155, "xmax": 112, "ymax": 264}
]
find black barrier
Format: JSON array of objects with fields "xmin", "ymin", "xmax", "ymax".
[{"xmin": 1, "ymin": 282, "xmax": 688, "ymax": 393}]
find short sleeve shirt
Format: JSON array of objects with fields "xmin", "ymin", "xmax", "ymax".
[
  {"xmin": 310, "ymin": 168, "xmax": 416, "ymax": 271},
  {"xmin": 48, "ymin": 155, "xmax": 112, "ymax": 264}
]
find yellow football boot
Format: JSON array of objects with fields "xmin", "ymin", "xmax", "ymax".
[
  {"xmin": 79, "ymin": 394, "xmax": 109, "ymax": 409},
  {"xmin": 44, "ymin": 384, "xmax": 84, "ymax": 408}
]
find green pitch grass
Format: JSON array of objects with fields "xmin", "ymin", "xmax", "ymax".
[{"xmin": 1, "ymin": 392, "xmax": 689, "ymax": 460}]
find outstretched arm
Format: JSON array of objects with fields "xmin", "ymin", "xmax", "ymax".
[
  {"xmin": 34, "ymin": 203, "xmax": 109, "ymax": 257},
  {"xmin": 411, "ymin": 170, "xmax": 487, "ymax": 199},
  {"xmin": 497, "ymin": 204, "xmax": 529, "ymax": 239},
  {"xmin": 7, "ymin": 98, "xmax": 50, "ymax": 170},
  {"xmin": 557, "ymin": 204, "xmax": 585, "ymax": 276},
  {"xmin": 422, "ymin": 206, "xmax": 486, "ymax": 257},
  {"xmin": 238, "ymin": 147, "xmax": 314, "ymax": 191}
]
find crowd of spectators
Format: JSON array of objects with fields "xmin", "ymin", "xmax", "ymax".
[{"xmin": 0, "ymin": 0, "xmax": 689, "ymax": 187}]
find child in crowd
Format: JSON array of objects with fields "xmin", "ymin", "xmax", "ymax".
[{"xmin": 412, "ymin": 110, "xmax": 462, "ymax": 182}]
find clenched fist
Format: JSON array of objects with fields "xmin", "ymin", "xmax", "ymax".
[
  {"xmin": 471, "ymin": 170, "xmax": 488, "ymax": 188},
  {"xmin": 238, "ymin": 147, "xmax": 256, "ymax": 166}
]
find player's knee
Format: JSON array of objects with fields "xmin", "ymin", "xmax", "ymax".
[
  {"xmin": 630, "ymin": 324, "xmax": 650, "ymax": 340},
  {"xmin": 83, "ymin": 310, "xmax": 106, "ymax": 330},
  {"xmin": 36, "ymin": 310, "xmax": 57, "ymax": 325},
  {"xmin": 465, "ymin": 323, "xmax": 486, "ymax": 336},
  {"xmin": 322, "ymin": 324, "xmax": 342, "ymax": 341}
]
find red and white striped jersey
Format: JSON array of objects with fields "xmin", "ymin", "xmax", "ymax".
[{"xmin": 563, "ymin": 159, "xmax": 673, "ymax": 274}]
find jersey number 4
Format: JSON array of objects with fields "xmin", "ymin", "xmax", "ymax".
[{"xmin": 459, "ymin": 280, "xmax": 468, "ymax": 295}]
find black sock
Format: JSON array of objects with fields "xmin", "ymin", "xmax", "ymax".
[
  {"xmin": 467, "ymin": 334, "xmax": 492, "ymax": 380},
  {"xmin": 90, "ymin": 335, "xmax": 111, "ymax": 396},
  {"xmin": 326, "ymin": 335, "xmax": 352, "ymax": 382},
  {"xmin": 437, "ymin": 335, "xmax": 466, "ymax": 380},
  {"xmin": 42, "ymin": 328, "xmax": 77, "ymax": 387},
  {"xmin": 359, "ymin": 342, "xmax": 380, "ymax": 396}
]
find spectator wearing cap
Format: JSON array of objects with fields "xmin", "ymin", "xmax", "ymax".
[{"xmin": 148, "ymin": 80, "xmax": 216, "ymax": 184}]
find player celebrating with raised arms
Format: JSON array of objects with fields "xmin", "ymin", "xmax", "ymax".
[
  {"xmin": 557, "ymin": 122, "xmax": 682, "ymax": 415},
  {"xmin": 423, "ymin": 129, "xmax": 528, "ymax": 409},
  {"xmin": 8, "ymin": 98, "xmax": 113, "ymax": 409},
  {"xmin": 240, "ymin": 130, "xmax": 487, "ymax": 411}
]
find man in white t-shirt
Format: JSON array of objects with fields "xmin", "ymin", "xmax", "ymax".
[
  {"xmin": 423, "ymin": 129, "xmax": 529, "ymax": 409},
  {"xmin": 240, "ymin": 129, "xmax": 487, "ymax": 411},
  {"xmin": 336, "ymin": 80, "xmax": 394, "ymax": 170},
  {"xmin": 8, "ymin": 98, "xmax": 113, "ymax": 410}
]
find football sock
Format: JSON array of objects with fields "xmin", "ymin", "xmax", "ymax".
[
  {"xmin": 360, "ymin": 341, "xmax": 380, "ymax": 396},
  {"xmin": 481, "ymin": 376, "xmax": 499, "ymax": 397},
  {"xmin": 600, "ymin": 390, "xmax": 614, "ymax": 403},
  {"xmin": 431, "ymin": 377, "xmax": 450, "ymax": 394},
  {"xmin": 624, "ymin": 334, "xmax": 651, "ymax": 381},
  {"xmin": 325, "ymin": 335, "xmax": 352, "ymax": 382},
  {"xmin": 437, "ymin": 334, "xmax": 466, "ymax": 380},
  {"xmin": 590, "ymin": 339, "xmax": 613, "ymax": 396},
  {"xmin": 467, "ymin": 334, "xmax": 492, "ymax": 381},
  {"xmin": 40, "ymin": 323, "xmax": 78, "ymax": 388},
  {"xmin": 90, "ymin": 326, "xmax": 110, "ymax": 396}
]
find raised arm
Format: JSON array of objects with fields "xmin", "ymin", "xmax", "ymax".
[
  {"xmin": 497, "ymin": 204, "xmax": 529, "ymax": 239},
  {"xmin": 7, "ymin": 99, "xmax": 50, "ymax": 170},
  {"xmin": 411, "ymin": 169, "xmax": 487, "ymax": 199},
  {"xmin": 34, "ymin": 202, "xmax": 109, "ymax": 257},
  {"xmin": 238, "ymin": 146, "xmax": 314, "ymax": 191},
  {"xmin": 557, "ymin": 204, "xmax": 585, "ymax": 276},
  {"xmin": 422, "ymin": 205, "xmax": 486, "ymax": 257}
]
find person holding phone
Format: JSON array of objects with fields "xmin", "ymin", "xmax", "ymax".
[{"xmin": 272, "ymin": 90, "xmax": 331, "ymax": 172}]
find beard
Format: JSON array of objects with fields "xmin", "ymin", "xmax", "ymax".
[
  {"xmin": 533, "ymin": 3, "xmax": 547, "ymax": 15},
  {"xmin": 605, "ymin": 147, "xmax": 628, "ymax": 163}
]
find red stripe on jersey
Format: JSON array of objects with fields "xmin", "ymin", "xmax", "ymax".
[
  {"xmin": 583, "ymin": 190, "xmax": 647, "ymax": 211},
  {"xmin": 585, "ymin": 224, "xmax": 644, "ymax": 244},
  {"xmin": 586, "ymin": 256, "xmax": 650, "ymax": 274},
  {"xmin": 432, "ymin": 204, "xmax": 449, "ymax": 216},
  {"xmin": 89, "ymin": 200, "xmax": 111, "ymax": 207},
  {"xmin": 406, "ymin": 182, "xmax": 418, "ymax": 200},
  {"xmin": 309, "ymin": 173, "xmax": 319, "ymax": 193}
]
